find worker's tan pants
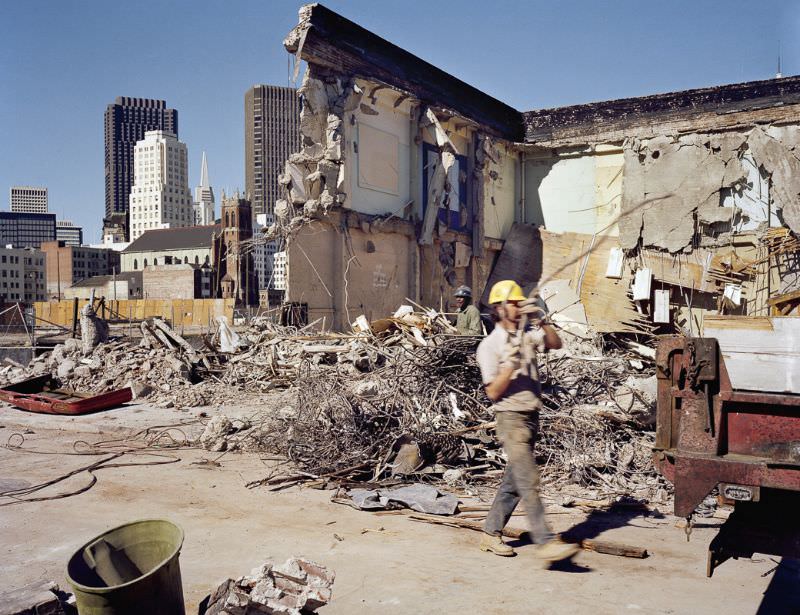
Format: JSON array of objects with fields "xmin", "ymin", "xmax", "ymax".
[{"xmin": 484, "ymin": 411, "xmax": 554, "ymax": 544}]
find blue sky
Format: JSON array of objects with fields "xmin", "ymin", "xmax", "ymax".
[{"xmin": 1, "ymin": 1, "xmax": 798, "ymax": 242}]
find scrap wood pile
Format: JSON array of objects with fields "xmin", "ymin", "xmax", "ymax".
[{"xmin": 202, "ymin": 307, "xmax": 669, "ymax": 503}]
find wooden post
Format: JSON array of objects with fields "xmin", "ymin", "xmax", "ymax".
[{"xmin": 71, "ymin": 297, "xmax": 79, "ymax": 339}]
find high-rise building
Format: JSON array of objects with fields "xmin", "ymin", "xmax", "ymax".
[
  {"xmin": 10, "ymin": 186, "xmax": 48, "ymax": 213},
  {"xmin": 55, "ymin": 220, "xmax": 83, "ymax": 246},
  {"xmin": 245, "ymin": 85, "xmax": 300, "ymax": 217},
  {"xmin": 128, "ymin": 130, "xmax": 193, "ymax": 241},
  {"xmin": 104, "ymin": 97, "xmax": 178, "ymax": 239},
  {"xmin": 0, "ymin": 212, "xmax": 56, "ymax": 248},
  {"xmin": 193, "ymin": 152, "xmax": 215, "ymax": 226}
]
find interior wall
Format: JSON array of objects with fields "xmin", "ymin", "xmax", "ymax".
[{"xmin": 523, "ymin": 148, "xmax": 623, "ymax": 236}]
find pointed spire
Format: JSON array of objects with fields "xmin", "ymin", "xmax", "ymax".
[{"xmin": 200, "ymin": 151, "xmax": 210, "ymax": 188}]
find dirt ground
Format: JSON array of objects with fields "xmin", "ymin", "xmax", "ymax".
[{"xmin": 1, "ymin": 402, "xmax": 799, "ymax": 615}]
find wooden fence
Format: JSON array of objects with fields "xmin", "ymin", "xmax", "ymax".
[{"xmin": 33, "ymin": 298, "xmax": 236, "ymax": 329}]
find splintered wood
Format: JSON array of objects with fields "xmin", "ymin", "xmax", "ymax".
[{"xmin": 212, "ymin": 310, "xmax": 669, "ymax": 504}]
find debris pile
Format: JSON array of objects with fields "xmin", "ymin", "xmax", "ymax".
[
  {"xmin": 203, "ymin": 557, "xmax": 334, "ymax": 615},
  {"xmin": 1, "ymin": 318, "xmax": 216, "ymax": 409},
  {"xmin": 1, "ymin": 303, "xmax": 668, "ymax": 503},
  {"xmin": 203, "ymin": 312, "xmax": 667, "ymax": 503}
]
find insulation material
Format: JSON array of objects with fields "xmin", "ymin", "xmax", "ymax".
[{"xmin": 631, "ymin": 269, "xmax": 652, "ymax": 301}]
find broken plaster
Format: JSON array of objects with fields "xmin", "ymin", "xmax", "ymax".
[{"xmin": 620, "ymin": 126, "xmax": 800, "ymax": 253}]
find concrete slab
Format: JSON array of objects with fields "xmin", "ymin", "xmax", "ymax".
[{"xmin": 0, "ymin": 409, "xmax": 797, "ymax": 614}]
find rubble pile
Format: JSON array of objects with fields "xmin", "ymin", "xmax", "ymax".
[
  {"xmin": 202, "ymin": 311, "xmax": 667, "ymax": 502},
  {"xmin": 1, "ymin": 303, "xmax": 667, "ymax": 502},
  {"xmin": 1, "ymin": 319, "xmax": 218, "ymax": 408},
  {"xmin": 203, "ymin": 557, "xmax": 334, "ymax": 615}
]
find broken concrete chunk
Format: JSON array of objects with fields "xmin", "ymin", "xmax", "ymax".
[
  {"xmin": 275, "ymin": 200, "xmax": 292, "ymax": 222},
  {"xmin": 203, "ymin": 558, "xmax": 334, "ymax": 615},
  {"xmin": 128, "ymin": 380, "xmax": 154, "ymax": 400},
  {"xmin": 56, "ymin": 359, "xmax": 76, "ymax": 379},
  {"xmin": 200, "ymin": 415, "xmax": 234, "ymax": 452}
]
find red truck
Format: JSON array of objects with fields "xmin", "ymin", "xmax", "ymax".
[{"xmin": 653, "ymin": 327, "xmax": 800, "ymax": 576}]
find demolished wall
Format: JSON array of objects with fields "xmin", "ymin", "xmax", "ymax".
[
  {"xmin": 269, "ymin": 26, "xmax": 520, "ymax": 329},
  {"xmin": 522, "ymin": 111, "xmax": 800, "ymax": 333}
]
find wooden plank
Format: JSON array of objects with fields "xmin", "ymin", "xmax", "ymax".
[{"xmin": 406, "ymin": 514, "xmax": 648, "ymax": 559}]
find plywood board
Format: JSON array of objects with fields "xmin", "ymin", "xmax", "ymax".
[{"xmin": 703, "ymin": 316, "xmax": 800, "ymax": 393}]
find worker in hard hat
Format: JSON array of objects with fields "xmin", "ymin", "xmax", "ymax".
[
  {"xmin": 453, "ymin": 285, "xmax": 482, "ymax": 336},
  {"xmin": 475, "ymin": 279, "xmax": 579, "ymax": 562}
]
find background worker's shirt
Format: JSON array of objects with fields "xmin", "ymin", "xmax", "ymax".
[
  {"xmin": 476, "ymin": 325, "xmax": 545, "ymax": 412},
  {"xmin": 456, "ymin": 304, "xmax": 482, "ymax": 335}
]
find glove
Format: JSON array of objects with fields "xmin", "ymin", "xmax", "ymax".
[
  {"xmin": 519, "ymin": 296, "xmax": 547, "ymax": 325},
  {"xmin": 500, "ymin": 338, "xmax": 522, "ymax": 373}
]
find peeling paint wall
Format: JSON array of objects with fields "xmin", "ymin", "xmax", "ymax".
[
  {"xmin": 523, "ymin": 148, "xmax": 622, "ymax": 236},
  {"xmin": 483, "ymin": 142, "xmax": 517, "ymax": 240},
  {"xmin": 347, "ymin": 84, "xmax": 413, "ymax": 216}
]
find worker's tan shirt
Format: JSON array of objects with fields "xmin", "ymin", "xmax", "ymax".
[{"xmin": 476, "ymin": 325, "xmax": 545, "ymax": 412}]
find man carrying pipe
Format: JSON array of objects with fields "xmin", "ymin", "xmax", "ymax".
[{"xmin": 475, "ymin": 279, "xmax": 578, "ymax": 562}]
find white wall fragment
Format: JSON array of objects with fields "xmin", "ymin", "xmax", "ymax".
[
  {"xmin": 723, "ymin": 283, "xmax": 742, "ymax": 306},
  {"xmin": 605, "ymin": 247, "xmax": 624, "ymax": 278},
  {"xmin": 653, "ymin": 289, "xmax": 670, "ymax": 323},
  {"xmin": 632, "ymin": 268, "xmax": 652, "ymax": 301}
]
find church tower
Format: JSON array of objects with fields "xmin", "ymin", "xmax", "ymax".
[{"xmin": 214, "ymin": 192, "xmax": 257, "ymax": 304}]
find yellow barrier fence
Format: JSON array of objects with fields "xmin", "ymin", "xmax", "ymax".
[{"xmin": 33, "ymin": 298, "xmax": 235, "ymax": 328}]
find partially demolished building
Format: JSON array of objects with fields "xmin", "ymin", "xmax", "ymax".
[{"xmin": 269, "ymin": 3, "xmax": 800, "ymax": 334}]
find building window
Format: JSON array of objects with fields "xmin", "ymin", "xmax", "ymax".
[
  {"xmin": 134, "ymin": 259, "xmax": 138, "ymax": 269},
  {"xmin": 422, "ymin": 143, "xmax": 471, "ymax": 232}
]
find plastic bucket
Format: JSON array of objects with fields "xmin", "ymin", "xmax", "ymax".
[{"xmin": 66, "ymin": 519, "xmax": 185, "ymax": 615}]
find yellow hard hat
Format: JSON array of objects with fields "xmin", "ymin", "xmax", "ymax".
[{"xmin": 488, "ymin": 280, "xmax": 526, "ymax": 304}]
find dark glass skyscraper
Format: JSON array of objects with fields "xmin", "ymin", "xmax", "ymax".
[
  {"xmin": 245, "ymin": 86, "xmax": 299, "ymax": 217},
  {"xmin": 104, "ymin": 97, "xmax": 178, "ymax": 239}
]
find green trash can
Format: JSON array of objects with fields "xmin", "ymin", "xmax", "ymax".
[{"xmin": 66, "ymin": 519, "xmax": 185, "ymax": 615}]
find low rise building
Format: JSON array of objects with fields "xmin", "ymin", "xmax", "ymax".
[
  {"xmin": 0, "ymin": 246, "xmax": 47, "ymax": 302},
  {"xmin": 142, "ymin": 263, "xmax": 213, "ymax": 299},
  {"xmin": 41, "ymin": 241, "xmax": 121, "ymax": 300},
  {"xmin": 121, "ymin": 225, "xmax": 218, "ymax": 272},
  {"xmin": 63, "ymin": 271, "xmax": 143, "ymax": 301},
  {"xmin": 55, "ymin": 220, "xmax": 83, "ymax": 247}
]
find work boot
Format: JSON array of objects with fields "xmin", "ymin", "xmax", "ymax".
[
  {"xmin": 535, "ymin": 537, "xmax": 579, "ymax": 562},
  {"xmin": 479, "ymin": 533, "xmax": 515, "ymax": 557}
]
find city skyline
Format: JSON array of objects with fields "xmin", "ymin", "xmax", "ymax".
[{"xmin": 2, "ymin": 0, "xmax": 799, "ymax": 242}]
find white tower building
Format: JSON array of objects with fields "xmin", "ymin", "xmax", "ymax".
[
  {"xmin": 128, "ymin": 130, "xmax": 193, "ymax": 241},
  {"xmin": 193, "ymin": 152, "xmax": 215, "ymax": 226}
]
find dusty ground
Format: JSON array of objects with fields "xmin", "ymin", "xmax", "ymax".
[{"xmin": 1, "ymin": 401, "xmax": 799, "ymax": 615}]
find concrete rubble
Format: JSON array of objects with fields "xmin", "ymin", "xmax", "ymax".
[{"xmin": 202, "ymin": 557, "xmax": 334, "ymax": 615}]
